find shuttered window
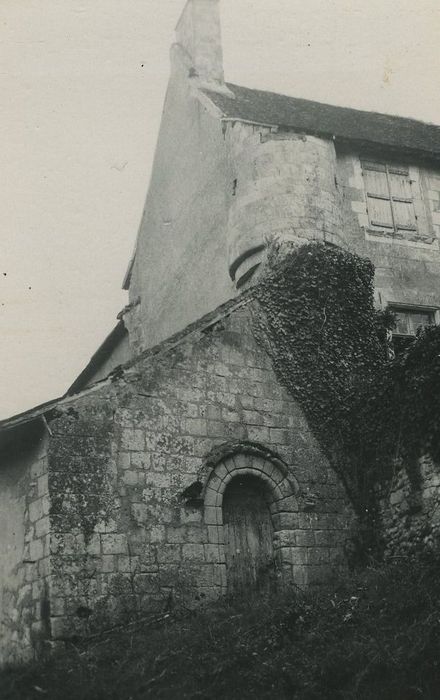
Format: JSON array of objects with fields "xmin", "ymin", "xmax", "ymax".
[{"xmin": 361, "ymin": 161, "xmax": 417, "ymax": 235}]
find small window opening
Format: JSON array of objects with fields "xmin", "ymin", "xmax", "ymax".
[{"xmin": 388, "ymin": 305, "xmax": 436, "ymax": 356}]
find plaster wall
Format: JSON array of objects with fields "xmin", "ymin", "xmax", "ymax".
[
  {"xmin": 0, "ymin": 430, "xmax": 50, "ymax": 666},
  {"xmin": 226, "ymin": 125, "xmax": 344, "ymax": 285},
  {"xmin": 126, "ymin": 52, "xmax": 235, "ymax": 355}
]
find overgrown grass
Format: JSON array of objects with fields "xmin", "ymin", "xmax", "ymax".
[{"xmin": 2, "ymin": 558, "xmax": 440, "ymax": 699}]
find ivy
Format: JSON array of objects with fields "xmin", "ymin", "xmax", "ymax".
[{"xmin": 253, "ymin": 242, "xmax": 440, "ymax": 546}]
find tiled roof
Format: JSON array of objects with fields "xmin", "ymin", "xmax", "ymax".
[{"xmin": 205, "ymin": 83, "xmax": 440, "ymax": 159}]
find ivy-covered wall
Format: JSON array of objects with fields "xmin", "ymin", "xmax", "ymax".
[{"xmin": 252, "ymin": 241, "xmax": 440, "ymax": 560}]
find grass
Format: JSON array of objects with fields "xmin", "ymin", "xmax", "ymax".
[{"xmin": 2, "ymin": 558, "xmax": 440, "ymax": 700}]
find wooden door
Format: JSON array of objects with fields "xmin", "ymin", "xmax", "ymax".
[{"xmin": 223, "ymin": 474, "xmax": 275, "ymax": 595}]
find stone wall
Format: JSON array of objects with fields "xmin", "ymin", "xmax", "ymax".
[
  {"xmin": 45, "ymin": 299, "xmax": 354, "ymax": 642},
  {"xmin": 0, "ymin": 425, "xmax": 50, "ymax": 665},
  {"xmin": 336, "ymin": 148, "xmax": 440, "ymax": 311},
  {"xmin": 380, "ymin": 456, "xmax": 440, "ymax": 559}
]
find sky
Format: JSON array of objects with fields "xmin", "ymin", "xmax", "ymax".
[{"xmin": 1, "ymin": 0, "xmax": 439, "ymax": 419}]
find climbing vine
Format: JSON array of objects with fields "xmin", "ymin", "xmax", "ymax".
[
  {"xmin": 253, "ymin": 242, "xmax": 440, "ymax": 543},
  {"xmin": 49, "ymin": 407, "xmax": 114, "ymax": 543}
]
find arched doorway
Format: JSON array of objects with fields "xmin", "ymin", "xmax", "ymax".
[{"xmin": 223, "ymin": 474, "xmax": 274, "ymax": 595}]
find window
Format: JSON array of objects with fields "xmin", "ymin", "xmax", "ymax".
[
  {"xmin": 392, "ymin": 308, "xmax": 435, "ymax": 337},
  {"xmin": 361, "ymin": 160, "xmax": 417, "ymax": 236},
  {"xmin": 387, "ymin": 305, "xmax": 436, "ymax": 357}
]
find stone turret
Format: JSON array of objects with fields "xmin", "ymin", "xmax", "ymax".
[{"xmin": 226, "ymin": 127, "xmax": 344, "ymax": 288}]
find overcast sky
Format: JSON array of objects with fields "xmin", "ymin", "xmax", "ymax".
[{"xmin": 1, "ymin": 0, "xmax": 439, "ymax": 419}]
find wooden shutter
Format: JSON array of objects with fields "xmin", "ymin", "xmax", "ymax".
[
  {"xmin": 362, "ymin": 161, "xmax": 394, "ymax": 229},
  {"xmin": 361, "ymin": 161, "xmax": 418, "ymax": 235},
  {"xmin": 388, "ymin": 167, "xmax": 417, "ymax": 232}
]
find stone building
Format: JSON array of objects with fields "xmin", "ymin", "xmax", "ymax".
[{"xmin": 2, "ymin": 0, "xmax": 440, "ymax": 665}]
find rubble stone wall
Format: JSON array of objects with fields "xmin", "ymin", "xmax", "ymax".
[
  {"xmin": 380, "ymin": 456, "xmax": 440, "ymax": 559},
  {"xmin": 0, "ymin": 428, "xmax": 50, "ymax": 665}
]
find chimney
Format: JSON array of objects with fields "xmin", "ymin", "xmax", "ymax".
[{"xmin": 175, "ymin": 0, "xmax": 226, "ymax": 91}]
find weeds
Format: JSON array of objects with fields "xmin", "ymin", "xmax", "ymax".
[{"xmin": 2, "ymin": 557, "xmax": 440, "ymax": 699}]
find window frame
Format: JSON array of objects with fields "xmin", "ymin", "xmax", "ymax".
[
  {"xmin": 388, "ymin": 304, "xmax": 437, "ymax": 338},
  {"xmin": 386, "ymin": 304, "xmax": 438, "ymax": 358},
  {"xmin": 361, "ymin": 160, "xmax": 418, "ymax": 236}
]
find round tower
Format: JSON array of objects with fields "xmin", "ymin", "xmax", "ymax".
[{"xmin": 227, "ymin": 124, "xmax": 344, "ymax": 287}]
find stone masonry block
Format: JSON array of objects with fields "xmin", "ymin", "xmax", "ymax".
[
  {"xmin": 101, "ymin": 555, "xmax": 116, "ymax": 573},
  {"xmin": 118, "ymin": 452, "xmax": 131, "ymax": 470},
  {"xmin": 150, "ymin": 525, "xmax": 166, "ymax": 543},
  {"xmin": 247, "ymin": 426, "xmax": 270, "ymax": 443},
  {"xmin": 272, "ymin": 495, "xmax": 298, "ymax": 513},
  {"xmin": 157, "ymin": 544, "xmax": 181, "ymax": 564},
  {"xmin": 204, "ymin": 506, "xmax": 221, "ymax": 525},
  {"xmin": 29, "ymin": 539, "xmax": 44, "ymax": 562},
  {"xmin": 184, "ymin": 418, "xmax": 208, "ymax": 436},
  {"xmin": 275, "ymin": 530, "xmax": 296, "ymax": 547},
  {"xmin": 204, "ymin": 544, "xmax": 224, "ymax": 563},
  {"xmin": 295, "ymin": 530, "xmax": 315, "ymax": 547},
  {"xmin": 123, "ymin": 470, "xmax": 139, "ymax": 487},
  {"xmin": 101, "ymin": 534, "xmax": 128, "ymax": 555},
  {"xmin": 232, "ymin": 453, "xmax": 251, "ymax": 470},
  {"xmin": 37, "ymin": 474, "xmax": 49, "ymax": 497},
  {"xmin": 121, "ymin": 429, "xmax": 145, "ymax": 452},
  {"xmin": 214, "ymin": 463, "xmax": 229, "ymax": 481},
  {"xmin": 182, "ymin": 543, "xmax": 205, "ymax": 561},
  {"xmin": 131, "ymin": 452, "xmax": 152, "ymax": 471},
  {"xmin": 196, "ymin": 564, "xmax": 217, "ymax": 587},
  {"xmin": 167, "ymin": 526, "xmax": 206, "ymax": 544},
  {"xmin": 208, "ymin": 474, "xmax": 223, "ymax": 492},
  {"xmin": 35, "ymin": 517, "xmax": 49, "ymax": 539},
  {"xmin": 207, "ymin": 526, "xmax": 224, "ymax": 544},
  {"xmin": 273, "ymin": 512, "xmax": 300, "ymax": 531},
  {"xmin": 29, "ymin": 499, "xmax": 44, "ymax": 523},
  {"xmin": 291, "ymin": 566, "xmax": 308, "ymax": 587},
  {"xmin": 307, "ymin": 548, "xmax": 330, "ymax": 565}
]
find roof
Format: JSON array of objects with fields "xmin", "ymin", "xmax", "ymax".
[
  {"xmin": 66, "ymin": 320, "xmax": 128, "ymax": 396},
  {"xmin": 0, "ymin": 292, "xmax": 253, "ymax": 436},
  {"xmin": 0, "ymin": 321, "xmax": 127, "ymax": 440},
  {"xmin": 204, "ymin": 83, "xmax": 440, "ymax": 160}
]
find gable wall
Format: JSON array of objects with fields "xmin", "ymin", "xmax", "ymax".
[
  {"xmin": 125, "ymin": 58, "xmax": 236, "ymax": 355},
  {"xmin": 44, "ymin": 303, "xmax": 354, "ymax": 642}
]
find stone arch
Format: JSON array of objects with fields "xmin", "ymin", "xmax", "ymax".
[
  {"xmin": 199, "ymin": 440, "xmax": 297, "ymax": 492},
  {"xmin": 202, "ymin": 448, "xmax": 300, "ymax": 591}
]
